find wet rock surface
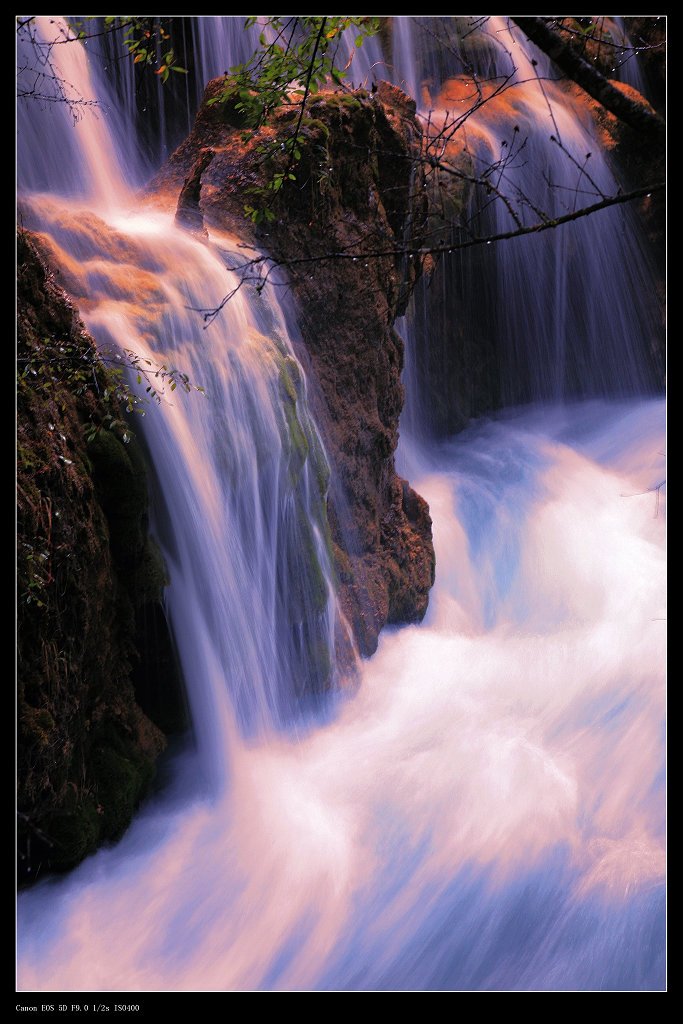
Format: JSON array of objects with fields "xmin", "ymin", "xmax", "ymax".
[
  {"xmin": 150, "ymin": 80, "xmax": 436, "ymax": 657},
  {"xmin": 17, "ymin": 230, "xmax": 186, "ymax": 881}
]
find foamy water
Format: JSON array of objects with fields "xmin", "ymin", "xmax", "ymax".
[{"xmin": 17, "ymin": 398, "xmax": 666, "ymax": 991}]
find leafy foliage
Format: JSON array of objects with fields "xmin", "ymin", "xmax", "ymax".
[
  {"xmin": 17, "ymin": 332, "xmax": 202, "ymax": 611},
  {"xmin": 16, "ymin": 15, "xmax": 187, "ymax": 121},
  {"xmin": 18, "ymin": 336, "xmax": 205, "ymax": 447},
  {"xmin": 209, "ymin": 16, "xmax": 380, "ymax": 222},
  {"xmin": 78, "ymin": 16, "xmax": 188, "ymax": 83}
]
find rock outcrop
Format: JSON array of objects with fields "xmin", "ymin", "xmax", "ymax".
[
  {"xmin": 149, "ymin": 80, "xmax": 436, "ymax": 657},
  {"xmin": 17, "ymin": 230, "xmax": 186, "ymax": 882}
]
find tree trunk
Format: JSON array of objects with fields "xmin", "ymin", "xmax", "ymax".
[{"xmin": 513, "ymin": 17, "xmax": 665, "ymax": 145}]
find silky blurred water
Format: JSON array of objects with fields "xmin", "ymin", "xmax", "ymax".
[
  {"xmin": 17, "ymin": 397, "xmax": 666, "ymax": 991},
  {"xmin": 17, "ymin": 16, "xmax": 665, "ymax": 992}
]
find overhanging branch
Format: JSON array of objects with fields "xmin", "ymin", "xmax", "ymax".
[
  {"xmin": 195, "ymin": 181, "xmax": 664, "ymax": 322},
  {"xmin": 512, "ymin": 17, "xmax": 666, "ymax": 144}
]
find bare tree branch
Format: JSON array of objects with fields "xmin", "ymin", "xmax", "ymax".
[
  {"xmin": 512, "ymin": 16, "xmax": 665, "ymax": 143},
  {"xmin": 196, "ymin": 180, "xmax": 664, "ymax": 323}
]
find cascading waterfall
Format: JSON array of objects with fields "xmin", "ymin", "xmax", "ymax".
[
  {"xmin": 17, "ymin": 16, "xmax": 665, "ymax": 993},
  {"xmin": 394, "ymin": 16, "xmax": 664, "ymax": 436},
  {"xmin": 17, "ymin": 17, "xmax": 343, "ymax": 753}
]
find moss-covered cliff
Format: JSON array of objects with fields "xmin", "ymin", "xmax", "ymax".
[{"xmin": 17, "ymin": 229, "xmax": 186, "ymax": 882}]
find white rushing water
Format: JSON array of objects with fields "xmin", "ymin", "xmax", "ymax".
[
  {"xmin": 16, "ymin": 396, "xmax": 667, "ymax": 991},
  {"xmin": 17, "ymin": 16, "xmax": 665, "ymax": 992}
]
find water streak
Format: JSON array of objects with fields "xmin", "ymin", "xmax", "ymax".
[{"xmin": 395, "ymin": 17, "xmax": 664, "ymax": 434}]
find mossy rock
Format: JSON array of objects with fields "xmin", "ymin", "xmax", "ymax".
[
  {"xmin": 201, "ymin": 81, "xmax": 257, "ymax": 130},
  {"xmin": 332, "ymin": 542, "xmax": 354, "ymax": 585},
  {"xmin": 133, "ymin": 535, "xmax": 170, "ymax": 608},
  {"xmin": 17, "ymin": 229, "xmax": 180, "ymax": 884},
  {"xmin": 87, "ymin": 428, "xmax": 149, "ymax": 565},
  {"xmin": 288, "ymin": 620, "xmax": 333, "ymax": 697},
  {"xmin": 132, "ymin": 602, "xmax": 189, "ymax": 736},
  {"xmin": 88, "ymin": 427, "xmax": 147, "ymax": 515},
  {"xmin": 308, "ymin": 426, "xmax": 331, "ymax": 498},
  {"xmin": 44, "ymin": 795, "xmax": 102, "ymax": 870},
  {"xmin": 274, "ymin": 352, "xmax": 310, "ymax": 487},
  {"xmin": 299, "ymin": 117, "xmax": 330, "ymax": 141},
  {"xmin": 329, "ymin": 94, "xmax": 362, "ymax": 114},
  {"xmin": 277, "ymin": 353, "xmax": 301, "ymax": 404},
  {"xmin": 90, "ymin": 744, "xmax": 154, "ymax": 842}
]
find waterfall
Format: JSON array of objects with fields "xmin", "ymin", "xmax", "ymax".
[
  {"xmin": 16, "ymin": 16, "xmax": 665, "ymax": 993},
  {"xmin": 17, "ymin": 19, "xmax": 343, "ymax": 758},
  {"xmin": 393, "ymin": 16, "xmax": 665, "ymax": 437}
]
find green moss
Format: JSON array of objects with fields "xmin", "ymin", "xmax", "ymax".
[
  {"xmin": 277, "ymin": 354, "xmax": 300, "ymax": 404},
  {"xmin": 273, "ymin": 351, "xmax": 311, "ymax": 487},
  {"xmin": 24, "ymin": 719, "xmax": 158, "ymax": 873},
  {"xmin": 308, "ymin": 426, "xmax": 330, "ymax": 498},
  {"xmin": 279, "ymin": 491, "xmax": 330, "ymax": 623},
  {"xmin": 133, "ymin": 535, "xmax": 170, "ymax": 608},
  {"xmin": 88, "ymin": 428, "xmax": 147, "ymax": 512},
  {"xmin": 283, "ymin": 398, "xmax": 310, "ymax": 482},
  {"xmin": 300, "ymin": 532, "xmax": 329, "ymax": 617},
  {"xmin": 209, "ymin": 84, "xmax": 256, "ymax": 129},
  {"xmin": 89, "ymin": 719, "xmax": 156, "ymax": 833},
  {"xmin": 334, "ymin": 94, "xmax": 362, "ymax": 113},
  {"xmin": 300, "ymin": 117, "xmax": 330, "ymax": 140},
  {"xmin": 88, "ymin": 427, "xmax": 148, "ymax": 566},
  {"xmin": 272, "ymin": 349, "xmax": 330, "ymax": 497},
  {"xmin": 91, "ymin": 745, "xmax": 153, "ymax": 841},
  {"xmin": 46, "ymin": 795, "xmax": 102, "ymax": 870}
]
